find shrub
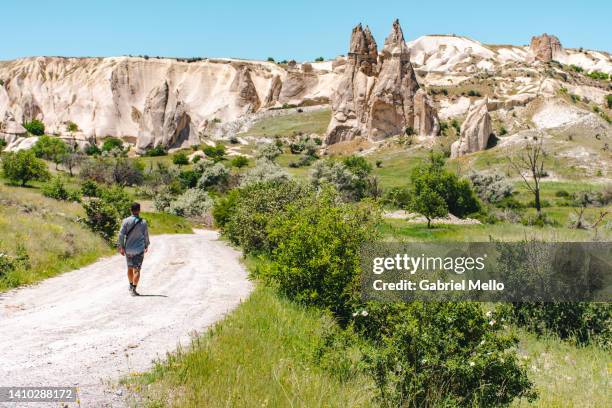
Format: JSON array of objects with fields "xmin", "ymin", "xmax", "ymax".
[
  {"xmin": 503, "ymin": 303, "xmax": 611, "ymax": 349},
  {"xmin": 84, "ymin": 144, "xmax": 101, "ymax": 156},
  {"xmin": 587, "ymin": 71, "xmax": 609, "ymax": 80},
  {"xmin": 555, "ymin": 189, "xmax": 570, "ymax": 198},
  {"xmin": 178, "ymin": 170, "xmax": 199, "ymax": 189},
  {"xmin": 203, "ymin": 143, "xmax": 226, "ymax": 162},
  {"xmin": 467, "ymin": 89, "xmax": 482, "ymax": 97},
  {"xmin": 263, "ymin": 188, "xmax": 380, "ymax": 318},
  {"xmin": 315, "ymin": 57, "xmax": 325, "ymax": 62},
  {"xmin": 1, "ymin": 150, "xmax": 50, "ymax": 186},
  {"xmin": 310, "ymin": 156, "xmax": 377, "ymax": 202},
  {"xmin": 66, "ymin": 121, "xmax": 79, "ymax": 133},
  {"xmin": 23, "ymin": 119, "xmax": 45, "ymax": 136},
  {"xmin": 153, "ymin": 187, "xmax": 174, "ymax": 213},
  {"xmin": 607, "ymin": 94, "xmax": 612, "ymax": 109},
  {"xmin": 144, "ymin": 145, "xmax": 167, "ymax": 157},
  {"xmin": 224, "ymin": 180, "xmax": 310, "ymax": 253},
  {"xmin": 255, "ymin": 142, "xmax": 282, "ymax": 161},
  {"xmin": 41, "ymin": 177, "xmax": 80, "ymax": 202},
  {"xmin": 358, "ymin": 302, "xmax": 535, "ymax": 407},
  {"xmin": 82, "ymin": 198, "xmax": 120, "ymax": 242},
  {"xmin": 382, "ymin": 186, "xmax": 411, "ymax": 209},
  {"xmin": 409, "ymin": 152, "xmax": 481, "ymax": 218},
  {"xmin": 197, "ymin": 163, "xmax": 230, "ymax": 190},
  {"xmin": 99, "ymin": 185, "xmax": 132, "ymax": 217},
  {"xmin": 212, "ymin": 189, "xmax": 241, "ymax": 229},
  {"xmin": 167, "ymin": 188, "xmax": 213, "ymax": 219},
  {"xmin": 81, "ymin": 180, "xmax": 101, "ymax": 197},
  {"xmin": 101, "ymin": 137, "xmax": 124, "ymax": 152},
  {"xmin": 468, "ymin": 172, "xmax": 514, "ymax": 204},
  {"xmin": 230, "ymin": 155, "xmax": 249, "ymax": 168},
  {"xmin": 241, "ymin": 160, "xmax": 289, "ymax": 186},
  {"xmin": 191, "ymin": 154, "xmax": 201, "ymax": 164},
  {"xmin": 172, "ymin": 152, "xmax": 189, "ymax": 166},
  {"xmin": 267, "ymin": 57, "xmax": 275, "ymax": 62},
  {"xmin": 32, "ymin": 135, "xmax": 68, "ymax": 168},
  {"xmin": 80, "ymin": 157, "xmax": 144, "ymax": 186}
]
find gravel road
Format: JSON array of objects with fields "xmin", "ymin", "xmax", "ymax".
[{"xmin": 0, "ymin": 230, "xmax": 252, "ymax": 407}]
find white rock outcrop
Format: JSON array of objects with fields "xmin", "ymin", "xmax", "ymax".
[{"xmin": 451, "ymin": 98, "xmax": 492, "ymax": 158}]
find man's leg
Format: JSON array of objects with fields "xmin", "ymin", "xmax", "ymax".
[
  {"xmin": 127, "ymin": 267, "xmax": 134, "ymax": 285},
  {"xmin": 132, "ymin": 267, "xmax": 140, "ymax": 286}
]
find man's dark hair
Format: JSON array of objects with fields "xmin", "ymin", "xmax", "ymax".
[{"xmin": 131, "ymin": 202, "xmax": 141, "ymax": 213}]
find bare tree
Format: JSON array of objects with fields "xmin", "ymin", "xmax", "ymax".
[{"xmin": 508, "ymin": 136, "xmax": 546, "ymax": 217}]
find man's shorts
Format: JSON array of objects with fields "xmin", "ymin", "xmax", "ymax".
[{"xmin": 126, "ymin": 252, "xmax": 145, "ymax": 269}]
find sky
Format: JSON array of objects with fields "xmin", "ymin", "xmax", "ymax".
[{"xmin": 1, "ymin": 0, "xmax": 610, "ymax": 61}]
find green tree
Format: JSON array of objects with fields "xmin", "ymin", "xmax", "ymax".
[
  {"xmin": 66, "ymin": 121, "xmax": 79, "ymax": 133},
  {"xmin": 32, "ymin": 135, "xmax": 68, "ymax": 169},
  {"xmin": 410, "ymin": 185, "xmax": 448, "ymax": 228},
  {"xmin": 409, "ymin": 152, "xmax": 480, "ymax": 219},
  {"xmin": 23, "ymin": 119, "xmax": 45, "ymax": 136},
  {"xmin": 172, "ymin": 152, "xmax": 189, "ymax": 167},
  {"xmin": 1, "ymin": 150, "xmax": 50, "ymax": 186}
]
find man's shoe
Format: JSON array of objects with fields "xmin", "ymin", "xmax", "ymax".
[{"xmin": 131, "ymin": 287, "xmax": 140, "ymax": 296}]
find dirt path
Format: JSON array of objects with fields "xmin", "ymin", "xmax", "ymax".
[{"xmin": 0, "ymin": 230, "xmax": 252, "ymax": 407}]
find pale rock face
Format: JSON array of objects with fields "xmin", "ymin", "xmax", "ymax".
[
  {"xmin": 326, "ymin": 19, "xmax": 439, "ymax": 144},
  {"xmin": 0, "ymin": 57, "xmax": 340, "ymax": 152},
  {"xmin": 137, "ymin": 81, "xmax": 194, "ymax": 153},
  {"xmin": 264, "ymin": 75, "xmax": 283, "ymax": 106},
  {"xmin": 530, "ymin": 34, "xmax": 564, "ymax": 62},
  {"xmin": 229, "ymin": 66, "xmax": 261, "ymax": 113},
  {"xmin": 450, "ymin": 98, "xmax": 492, "ymax": 158}
]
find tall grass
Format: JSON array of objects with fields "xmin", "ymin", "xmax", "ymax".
[{"xmin": 125, "ymin": 285, "xmax": 375, "ymax": 407}]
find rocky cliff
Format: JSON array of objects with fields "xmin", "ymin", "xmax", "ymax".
[
  {"xmin": 450, "ymin": 98, "xmax": 492, "ymax": 158},
  {"xmin": 0, "ymin": 57, "xmax": 337, "ymax": 151}
]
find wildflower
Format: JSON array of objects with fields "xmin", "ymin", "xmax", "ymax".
[
  {"xmin": 469, "ymin": 361, "xmax": 475, "ymax": 367},
  {"xmin": 489, "ymin": 319, "xmax": 496, "ymax": 326},
  {"xmin": 361, "ymin": 310, "xmax": 369, "ymax": 317},
  {"xmin": 485, "ymin": 310, "xmax": 492, "ymax": 317}
]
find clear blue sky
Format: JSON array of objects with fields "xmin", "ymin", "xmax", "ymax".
[{"xmin": 1, "ymin": 0, "xmax": 610, "ymax": 61}]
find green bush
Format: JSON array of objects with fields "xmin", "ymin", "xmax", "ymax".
[
  {"xmin": 197, "ymin": 162, "xmax": 230, "ymax": 190},
  {"xmin": 587, "ymin": 71, "xmax": 609, "ymax": 80},
  {"xmin": 178, "ymin": 170, "xmax": 199, "ymax": 189},
  {"xmin": 469, "ymin": 172, "xmax": 514, "ymax": 204},
  {"xmin": 357, "ymin": 302, "xmax": 536, "ymax": 407},
  {"xmin": 212, "ymin": 189, "xmax": 241, "ymax": 229},
  {"xmin": 167, "ymin": 188, "xmax": 213, "ymax": 219},
  {"xmin": 223, "ymin": 180, "xmax": 311, "ymax": 253},
  {"xmin": 409, "ymin": 152, "xmax": 481, "ymax": 218},
  {"xmin": 263, "ymin": 188, "xmax": 380, "ymax": 318},
  {"xmin": 255, "ymin": 142, "xmax": 282, "ymax": 161},
  {"xmin": 23, "ymin": 119, "xmax": 45, "ymax": 135},
  {"xmin": 382, "ymin": 186, "xmax": 411, "ymax": 209},
  {"xmin": 32, "ymin": 135, "xmax": 68, "ymax": 167},
  {"xmin": 81, "ymin": 180, "xmax": 101, "ymax": 197},
  {"xmin": 144, "ymin": 145, "xmax": 167, "ymax": 157},
  {"xmin": 41, "ymin": 177, "xmax": 80, "ymax": 202},
  {"xmin": 310, "ymin": 156, "xmax": 377, "ymax": 202},
  {"xmin": 99, "ymin": 185, "xmax": 132, "ymax": 217},
  {"xmin": 84, "ymin": 144, "xmax": 101, "ymax": 156},
  {"xmin": 315, "ymin": 57, "xmax": 324, "ymax": 62},
  {"xmin": 101, "ymin": 137, "xmax": 124, "ymax": 152},
  {"xmin": 172, "ymin": 152, "xmax": 189, "ymax": 166},
  {"xmin": 502, "ymin": 303, "xmax": 611, "ymax": 349},
  {"xmin": 607, "ymin": 94, "xmax": 612, "ymax": 109},
  {"xmin": 82, "ymin": 198, "xmax": 120, "ymax": 242},
  {"xmin": 1, "ymin": 150, "xmax": 50, "ymax": 186},
  {"xmin": 231, "ymin": 155, "xmax": 249, "ymax": 168},
  {"xmin": 203, "ymin": 143, "xmax": 226, "ymax": 162},
  {"xmin": 241, "ymin": 160, "xmax": 289, "ymax": 186}
]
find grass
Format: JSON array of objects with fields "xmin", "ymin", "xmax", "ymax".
[
  {"xmin": 124, "ymin": 285, "xmax": 375, "ymax": 408},
  {"xmin": 0, "ymin": 183, "xmax": 113, "ymax": 291},
  {"xmin": 380, "ymin": 218, "xmax": 610, "ymax": 242},
  {"xmin": 512, "ymin": 328, "xmax": 611, "ymax": 407},
  {"xmin": 141, "ymin": 212, "xmax": 193, "ymax": 235},
  {"xmin": 239, "ymin": 108, "xmax": 331, "ymax": 138}
]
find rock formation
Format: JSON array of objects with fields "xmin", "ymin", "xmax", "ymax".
[
  {"xmin": 230, "ymin": 66, "xmax": 261, "ymax": 113},
  {"xmin": 137, "ymin": 81, "xmax": 193, "ymax": 153},
  {"xmin": 530, "ymin": 34, "xmax": 563, "ymax": 62},
  {"xmin": 264, "ymin": 75, "xmax": 283, "ymax": 106},
  {"xmin": 326, "ymin": 20, "xmax": 439, "ymax": 144},
  {"xmin": 450, "ymin": 98, "xmax": 492, "ymax": 158}
]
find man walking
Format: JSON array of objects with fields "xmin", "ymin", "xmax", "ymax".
[{"xmin": 118, "ymin": 203, "xmax": 150, "ymax": 296}]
